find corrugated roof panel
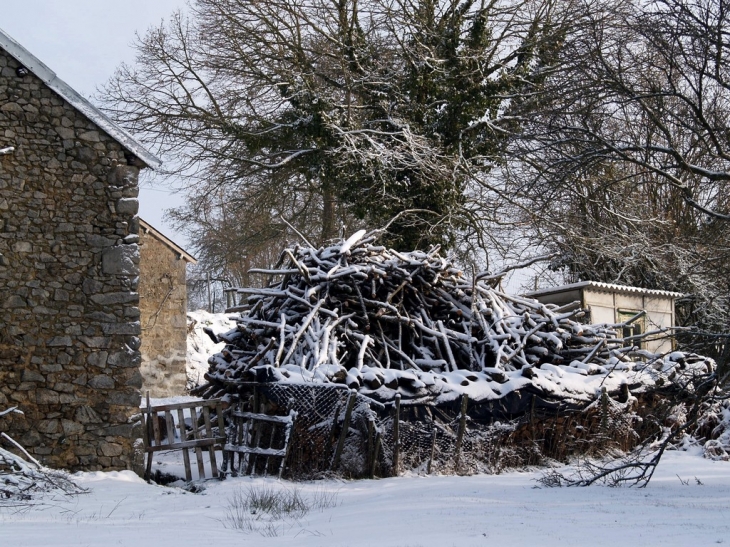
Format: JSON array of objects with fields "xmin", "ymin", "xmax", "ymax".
[{"xmin": 525, "ymin": 281, "xmax": 684, "ymax": 299}]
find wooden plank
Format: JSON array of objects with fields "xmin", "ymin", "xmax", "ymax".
[
  {"xmin": 190, "ymin": 406, "xmax": 206, "ymax": 478},
  {"xmin": 177, "ymin": 408, "xmax": 192, "ymax": 481},
  {"xmin": 146, "ymin": 437, "xmax": 226, "ymax": 453},
  {"xmin": 146, "ymin": 399, "xmax": 223, "ymax": 413},
  {"xmin": 233, "ymin": 403, "xmax": 248, "ymax": 476},
  {"xmin": 164, "ymin": 411, "xmax": 176, "ymax": 446},
  {"xmin": 248, "ymin": 420, "xmax": 263, "ymax": 477},
  {"xmin": 264, "ymin": 421, "xmax": 278, "ymax": 478},
  {"xmin": 151, "ymin": 409, "xmax": 162, "ymax": 448},
  {"xmin": 202, "ymin": 405, "xmax": 219, "ymax": 478},
  {"xmin": 229, "ymin": 411, "xmax": 294, "ymax": 424},
  {"xmin": 238, "ymin": 407, "xmax": 250, "ymax": 476},
  {"xmin": 278, "ymin": 410, "xmax": 297, "ymax": 479},
  {"xmin": 216, "ymin": 402, "xmax": 225, "ymax": 436},
  {"xmin": 216, "ymin": 402, "xmax": 226, "ymax": 475}
]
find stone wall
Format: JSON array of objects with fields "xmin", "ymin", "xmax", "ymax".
[
  {"xmin": 138, "ymin": 230, "xmax": 188, "ymax": 397},
  {"xmin": 0, "ymin": 49, "xmax": 144, "ymax": 471}
]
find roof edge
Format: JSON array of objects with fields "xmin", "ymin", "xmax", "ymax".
[
  {"xmin": 525, "ymin": 281, "xmax": 684, "ymax": 299},
  {"xmin": 139, "ymin": 218, "xmax": 197, "ymax": 264},
  {"xmin": 0, "ymin": 26, "xmax": 162, "ymax": 170}
]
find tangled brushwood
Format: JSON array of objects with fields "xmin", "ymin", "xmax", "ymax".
[
  {"xmin": 197, "ymin": 230, "xmax": 714, "ymax": 414},
  {"xmin": 1, "ymin": 408, "xmax": 86, "ymax": 505}
]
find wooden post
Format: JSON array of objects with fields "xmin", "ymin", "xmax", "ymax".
[
  {"xmin": 530, "ymin": 394, "xmax": 536, "ymax": 426},
  {"xmin": 331, "ymin": 389, "xmax": 357, "ymax": 471},
  {"xmin": 143, "ymin": 391, "xmax": 153, "ymax": 482},
  {"xmin": 454, "ymin": 394, "xmax": 469, "ymax": 472},
  {"xmin": 367, "ymin": 416, "xmax": 374, "ymax": 478},
  {"xmin": 370, "ymin": 432, "xmax": 381, "ymax": 479},
  {"xmin": 324, "ymin": 400, "xmax": 341, "ymax": 466},
  {"xmin": 600, "ymin": 386, "xmax": 609, "ymax": 435},
  {"xmin": 427, "ymin": 426, "xmax": 437, "ymax": 475},
  {"xmin": 529, "ymin": 393, "xmax": 537, "ymax": 440},
  {"xmin": 392, "ymin": 393, "xmax": 401, "ymax": 477},
  {"xmin": 253, "ymin": 384, "xmax": 261, "ymax": 413}
]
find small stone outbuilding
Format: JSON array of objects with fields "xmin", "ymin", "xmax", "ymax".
[
  {"xmin": 0, "ymin": 28, "xmax": 160, "ymax": 471},
  {"xmin": 138, "ymin": 218, "xmax": 197, "ymax": 397},
  {"xmin": 525, "ymin": 281, "xmax": 682, "ymax": 354}
]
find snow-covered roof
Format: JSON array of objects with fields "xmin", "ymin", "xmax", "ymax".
[
  {"xmin": 0, "ymin": 27, "xmax": 161, "ymax": 170},
  {"xmin": 139, "ymin": 218, "xmax": 197, "ymax": 264},
  {"xmin": 525, "ymin": 281, "xmax": 684, "ymax": 299}
]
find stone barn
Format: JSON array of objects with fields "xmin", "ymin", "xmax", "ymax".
[
  {"xmin": 525, "ymin": 281, "xmax": 682, "ymax": 354},
  {"xmin": 0, "ymin": 28, "xmax": 160, "ymax": 471},
  {"xmin": 138, "ymin": 218, "xmax": 197, "ymax": 397}
]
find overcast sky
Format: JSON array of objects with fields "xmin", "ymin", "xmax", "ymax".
[{"xmin": 1, "ymin": 0, "xmax": 190, "ymax": 247}]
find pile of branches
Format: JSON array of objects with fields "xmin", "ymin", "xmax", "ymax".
[
  {"xmin": 537, "ymin": 368, "xmax": 723, "ymax": 488},
  {"xmin": 1, "ymin": 408, "xmax": 86, "ymax": 505},
  {"xmin": 197, "ymin": 230, "xmax": 713, "ymax": 406}
]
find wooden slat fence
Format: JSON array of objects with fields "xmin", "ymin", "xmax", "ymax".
[
  {"xmin": 221, "ymin": 405, "xmax": 297, "ymax": 479},
  {"xmin": 142, "ymin": 396, "xmax": 226, "ymax": 482}
]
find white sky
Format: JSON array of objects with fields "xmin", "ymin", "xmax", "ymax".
[{"xmin": 1, "ymin": 0, "xmax": 190, "ymax": 248}]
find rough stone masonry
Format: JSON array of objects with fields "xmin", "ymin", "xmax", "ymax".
[{"xmin": 0, "ymin": 48, "xmax": 149, "ymax": 472}]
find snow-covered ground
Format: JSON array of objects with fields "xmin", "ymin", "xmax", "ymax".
[
  {"xmin": 6, "ymin": 311, "xmax": 726, "ymax": 546},
  {"xmin": 3, "ymin": 449, "xmax": 729, "ymax": 547}
]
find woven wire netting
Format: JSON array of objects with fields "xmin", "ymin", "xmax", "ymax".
[{"xmin": 250, "ymin": 383, "xmax": 553, "ymax": 479}]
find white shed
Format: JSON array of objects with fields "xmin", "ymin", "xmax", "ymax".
[{"xmin": 525, "ymin": 281, "xmax": 683, "ymax": 354}]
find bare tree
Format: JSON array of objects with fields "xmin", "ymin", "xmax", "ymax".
[
  {"xmin": 510, "ymin": 0, "xmax": 730, "ymax": 363},
  {"xmin": 103, "ymin": 0, "xmax": 579, "ymax": 283}
]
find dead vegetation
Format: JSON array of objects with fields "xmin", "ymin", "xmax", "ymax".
[{"xmin": 0, "ymin": 407, "xmax": 86, "ymax": 506}]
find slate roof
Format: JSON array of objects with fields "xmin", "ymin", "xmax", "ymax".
[
  {"xmin": 0, "ymin": 26, "xmax": 161, "ymax": 169},
  {"xmin": 139, "ymin": 218, "xmax": 197, "ymax": 264}
]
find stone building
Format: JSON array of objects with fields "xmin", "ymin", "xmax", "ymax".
[
  {"xmin": 526, "ymin": 281, "xmax": 682, "ymax": 354},
  {"xmin": 0, "ymin": 28, "xmax": 160, "ymax": 471},
  {"xmin": 138, "ymin": 218, "xmax": 196, "ymax": 397}
]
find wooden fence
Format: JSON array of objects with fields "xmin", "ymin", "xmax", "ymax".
[{"xmin": 142, "ymin": 396, "xmax": 226, "ymax": 482}]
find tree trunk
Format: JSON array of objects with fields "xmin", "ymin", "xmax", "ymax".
[{"xmin": 321, "ymin": 182, "xmax": 336, "ymax": 242}]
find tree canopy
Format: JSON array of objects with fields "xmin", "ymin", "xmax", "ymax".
[
  {"xmin": 105, "ymin": 0, "xmax": 730, "ymax": 363},
  {"xmin": 512, "ymin": 0, "xmax": 730, "ymax": 361},
  {"xmin": 103, "ymin": 0, "xmax": 570, "ymax": 256}
]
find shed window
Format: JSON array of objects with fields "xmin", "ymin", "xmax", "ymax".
[{"xmin": 617, "ymin": 310, "xmax": 645, "ymax": 348}]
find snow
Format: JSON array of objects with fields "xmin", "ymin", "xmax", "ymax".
[
  {"xmin": 186, "ymin": 310, "xmax": 235, "ymax": 388},
  {"xmin": 338, "ymin": 228, "xmax": 367, "ymax": 255},
  {"xmin": 203, "ymin": 234, "xmax": 715, "ymax": 413},
  {"xmin": 2, "ymin": 450, "xmax": 729, "ymax": 546}
]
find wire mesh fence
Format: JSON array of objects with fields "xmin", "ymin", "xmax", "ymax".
[
  {"xmin": 231, "ymin": 383, "xmax": 554, "ymax": 478},
  {"xmin": 220, "ymin": 381, "xmax": 648, "ymax": 480}
]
